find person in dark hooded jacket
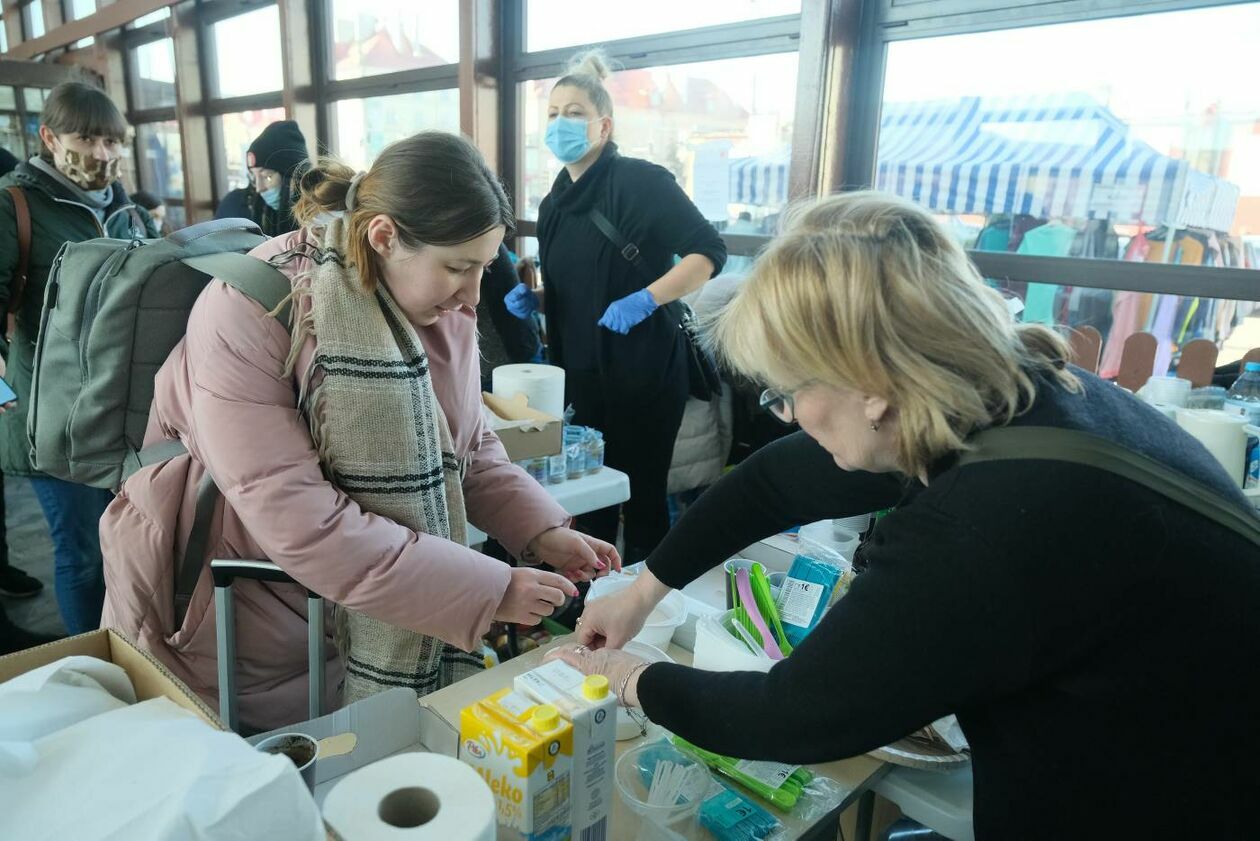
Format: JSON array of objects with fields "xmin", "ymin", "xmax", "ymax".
[{"xmin": 215, "ymin": 120, "xmax": 309, "ymax": 236}]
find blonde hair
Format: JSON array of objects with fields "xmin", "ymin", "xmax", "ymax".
[
  {"xmin": 553, "ymin": 49, "xmax": 614, "ymax": 119},
  {"xmin": 291, "ymin": 132, "xmax": 512, "ymax": 293},
  {"xmin": 711, "ymin": 191, "xmax": 1079, "ymax": 476}
]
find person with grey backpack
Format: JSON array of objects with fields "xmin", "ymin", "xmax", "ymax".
[
  {"xmin": 0, "ymin": 82, "xmax": 156, "ymax": 635},
  {"xmin": 34, "ymin": 132, "xmax": 619, "ymax": 732}
]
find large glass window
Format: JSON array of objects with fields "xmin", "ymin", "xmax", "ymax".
[
  {"xmin": 329, "ymin": 0, "xmax": 458, "ymax": 80},
  {"xmin": 333, "ymin": 89, "xmax": 460, "ymax": 170},
  {"xmin": 219, "ymin": 107, "xmax": 287, "ymax": 190},
  {"xmin": 212, "ymin": 6, "xmax": 283, "ymax": 98},
  {"xmin": 68, "ymin": 0, "xmax": 95, "ymax": 20},
  {"xmin": 0, "ymin": 17, "xmax": 7, "ymax": 53},
  {"xmin": 524, "ymin": 0, "xmax": 801, "ymax": 52},
  {"xmin": 519, "ymin": 52, "xmax": 798, "ymax": 229},
  {"xmin": 0, "ymin": 114, "xmax": 22, "ymax": 157},
  {"xmin": 22, "ymin": 88, "xmax": 44, "ymax": 112},
  {"xmin": 131, "ymin": 7, "xmax": 170, "ymax": 28},
  {"xmin": 132, "ymin": 38, "xmax": 177, "ymax": 110},
  {"xmin": 877, "ymin": 4, "xmax": 1260, "ymax": 372},
  {"xmin": 136, "ymin": 121, "xmax": 184, "ymax": 198},
  {"xmin": 23, "ymin": 1, "xmax": 44, "ymax": 39},
  {"xmin": 0, "ymin": 86, "xmax": 15, "ymax": 110}
]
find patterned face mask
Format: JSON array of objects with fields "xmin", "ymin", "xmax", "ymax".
[{"xmin": 58, "ymin": 148, "xmax": 121, "ymax": 191}]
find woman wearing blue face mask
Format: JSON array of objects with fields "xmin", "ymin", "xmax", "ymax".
[
  {"xmin": 507, "ymin": 50, "xmax": 727, "ymax": 564},
  {"xmin": 215, "ymin": 119, "xmax": 309, "ymax": 236}
]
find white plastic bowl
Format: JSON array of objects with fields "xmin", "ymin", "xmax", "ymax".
[{"xmin": 587, "ymin": 574, "xmax": 687, "ymax": 650}]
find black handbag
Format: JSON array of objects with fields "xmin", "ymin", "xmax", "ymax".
[{"xmin": 587, "ymin": 208, "xmax": 722, "ymax": 402}]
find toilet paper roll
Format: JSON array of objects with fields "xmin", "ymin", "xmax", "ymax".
[
  {"xmin": 1176, "ymin": 408, "xmax": 1249, "ymax": 488},
  {"xmin": 322, "ymin": 753, "xmax": 495, "ymax": 841},
  {"xmin": 492, "ymin": 364, "xmax": 566, "ymax": 420}
]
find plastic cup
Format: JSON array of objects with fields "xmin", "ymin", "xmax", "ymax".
[
  {"xmin": 256, "ymin": 732, "xmax": 318, "ymax": 791},
  {"xmin": 615, "ymin": 742, "xmax": 710, "ymax": 830},
  {"xmin": 722, "ymin": 559, "xmax": 766, "ymax": 610}
]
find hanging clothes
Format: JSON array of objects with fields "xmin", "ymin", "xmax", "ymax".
[
  {"xmin": 1016, "ymin": 221, "xmax": 1077, "ymax": 325},
  {"xmin": 1099, "ymin": 231, "xmax": 1154, "ymax": 379}
]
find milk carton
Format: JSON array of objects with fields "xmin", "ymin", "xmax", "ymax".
[
  {"xmin": 516, "ymin": 662, "xmax": 618, "ymax": 841},
  {"xmin": 460, "ymin": 688, "xmax": 574, "ymax": 841}
]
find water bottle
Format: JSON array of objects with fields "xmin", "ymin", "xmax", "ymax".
[{"xmin": 1225, "ymin": 361, "xmax": 1260, "ymax": 426}]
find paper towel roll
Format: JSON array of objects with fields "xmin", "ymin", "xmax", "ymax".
[
  {"xmin": 493, "ymin": 364, "xmax": 565, "ymax": 420},
  {"xmin": 1176, "ymin": 408, "xmax": 1249, "ymax": 488},
  {"xmin": 322, "ymin": 753, "xmax": 495, "ymax": 841}
]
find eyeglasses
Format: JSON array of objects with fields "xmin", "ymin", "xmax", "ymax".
[{"xmin": 759, "ymin": 388, "xmax": 797, "ymax": 425}]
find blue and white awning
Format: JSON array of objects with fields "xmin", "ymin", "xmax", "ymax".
[
  {"xmin": 875, "ymin": 94, "xmax": 1237, "ymax": 230},
  {"xmin": 730, "ymin": 156, "xmax": 789, "ymax": 208}
]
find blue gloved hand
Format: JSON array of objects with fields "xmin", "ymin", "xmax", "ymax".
[
  {"xmin": 598, "ymin": 288, "xmax": 658, "ymax": 335},
  {"xmin": 504, "ymin": 282, "xmax": 540, "ymax": 319}
]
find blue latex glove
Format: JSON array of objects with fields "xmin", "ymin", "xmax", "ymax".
[
  {"xmin": 504, "ymin": 282, "xmax": 539, "ymax": 319},
  {"xmin": 598, "ymin": 288, "xmax": 658, "ymax": 335}
]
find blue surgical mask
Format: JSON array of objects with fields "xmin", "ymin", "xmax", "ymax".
[
  {"xmin": 259, "ymin": 186, "xmax": 281, "ymax": 210},
  {"xmin": 545, "ymin": 116, "xmax": 597, "ymax": 164}
]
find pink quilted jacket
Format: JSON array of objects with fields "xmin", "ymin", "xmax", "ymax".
[{"xmin": 100, "ymin": 230, "xmax": 569, "ymax": 730}]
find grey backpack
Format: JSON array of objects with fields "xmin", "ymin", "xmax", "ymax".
[{"xmin": 28, "ymin": 218, "xmax": 293, "ymax": 490}]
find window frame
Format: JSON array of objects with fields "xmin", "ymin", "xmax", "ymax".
[{"xmin": 836, "ymin": 0, "xmax": 1260, "ymax": 302}]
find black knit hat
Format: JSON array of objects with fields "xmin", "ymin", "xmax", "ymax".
[{"xmin": 246, "ymin": 120, "xmax": 308, "ymax": 177}]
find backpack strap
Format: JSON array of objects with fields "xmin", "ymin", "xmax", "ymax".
[
  {"xmin": 174, "ymin": 470, "xmax": 221, "ymax": 629},
  {"xmin": 959, "ymin": 426, "xmax": 1260, "ymax": 546},
  {"xmin": 6, "ymin": 185, "xmax": 31, "ymax": 315},
  {"xmin": 181, "ymin": 250, "xmax": 293, "ymax": 330}
]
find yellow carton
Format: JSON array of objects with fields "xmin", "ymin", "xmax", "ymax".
[{"xmin": 460, "ymin": 688, "xmax": 574, "ymax": 841}]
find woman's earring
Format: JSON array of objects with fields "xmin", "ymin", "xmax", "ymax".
[{"xmin": 870, "ymin": 421, "xmax": 880, "ymax": 432}]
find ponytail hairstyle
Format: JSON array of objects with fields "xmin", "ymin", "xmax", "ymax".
[
  {"xmin": 292, "ymin": 132, "xmax": 514, "ymax": 292},
  {"xmin": 552, "ymin": 49, "xmax": 615, "ymax": 125}
]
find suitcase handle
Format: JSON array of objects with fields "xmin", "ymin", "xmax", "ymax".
[{"xmin": 211, "ymin": 559, "xmax": 326, "ymax": 732}]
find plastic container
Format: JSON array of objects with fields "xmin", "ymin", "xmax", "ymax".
[
  {"xmin": 585, "ymin": 432, "xmax": 605, "ymax": 475},
  {"xmin": 616, "ymin": 741, "xmax": 711, "ymax": 829},
  {"xmin": 692, "ymin": 610, "xmax": 775, "ymax": 673},
  {"xmin": 587, "ymin": 574, "xmax": 687, "ymax": 650},
  {"xmin": 547, "ymin": 451, "xmax": 566, "ymax": 484},
  {"xmin": 832, "ymin": 513, "xmax": 873, "ymax": 535},
  {"xmin": 1140, "ymin": 375, "xmax": 1192, "ymax": 408},
  {"xmin": 721, "ymin": 559, "xmax": 766, "ymax": 610},
  {"xmin": 799, "ymin": 520, "xmax": 859, "ymax": 562},
  {"xmin": 615, "ymin": 642, "xmax": 674, "ymax": 740},
  {"xmin": 1227, "ymin": 362, "xmax": 1260, "ymax": 425},
  {"xmin": 1187, "ymin": 386, "xmax": 1227, "ymax": 410}
]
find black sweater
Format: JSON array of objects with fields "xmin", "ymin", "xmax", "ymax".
[
  {"xmin": 537, "ymin": 143, "xmax": 726, "ymax": 395},
  {"xmin": 640, "ymin": 369, "xmax": 1260, "ymax": 839}
]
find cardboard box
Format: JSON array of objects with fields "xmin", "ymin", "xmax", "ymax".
[
  {"xmin": 0, "ymin": 629, "xmax": 221, "ymax": 728},
  {"xmin": 483, "ymin": 391, "xmax": 563, "ymax": 462}
]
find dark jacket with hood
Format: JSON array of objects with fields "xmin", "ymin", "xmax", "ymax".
[
  {"xmin": 0, "ymin": 158, "xmax": 157, "ymax": 475},
  {"xmin": 536, "ymin": 142, "xmax": 726, "ymax": 398}
]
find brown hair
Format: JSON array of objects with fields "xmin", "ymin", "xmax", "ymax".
[
  {"xmin": 292, "ymin": 132, "xmax": 514, "ymax": 292},
  {"xmin": 39, "ymin": 82, "xmax": 130, "ymax": 160},
  {"xmin": 711, "ymin": 191, "xmax": 1080, "ymax": 476},
  {"xmin": 552, "ymin": 49, "xmax": 614, "ymax": 119}
]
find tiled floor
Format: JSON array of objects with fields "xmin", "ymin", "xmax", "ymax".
[{"xmin": 2, "ymin": 476, "xmax": 63, "ymax": 637}]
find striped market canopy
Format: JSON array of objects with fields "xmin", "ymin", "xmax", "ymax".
[
  {"xmin": 875, "ymin": 94, "xmax": 1237, "ymax": 231},
  {"xmin": 729, "ymin": 155, "xmax": 789, "ymax": 208}
]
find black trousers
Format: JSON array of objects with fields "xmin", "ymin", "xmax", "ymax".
[{"xmin": 566, "ymin": 369, "xmax": 687, "ymax": 563}]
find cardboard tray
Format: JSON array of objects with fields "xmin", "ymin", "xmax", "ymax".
[
  {"xmin": 483, "ymin": 391, "xmax": 563, "ymax": 461},
  {"xmin": 0, "ymin": 629, "xmax": 221, "ymax": 728}
]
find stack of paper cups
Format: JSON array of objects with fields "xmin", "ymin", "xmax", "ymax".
[
  {"xmin": 492, "ymin": 364, "xmax": 566, "ymax": 420},
  {"xmin": 1175, "ymin": 408, "xmax": 1249, "ymax": 487},
  {"xmin": 322, "ymin": 753, "xmax": 495, "ymax": 841},
  {"xmin": 833, "ymin": 514, "xmax": 872, "ymax": 535}
]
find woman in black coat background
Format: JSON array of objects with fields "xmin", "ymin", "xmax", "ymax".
[{"xmin": 506, "ymin": 50, "xmax": 726, "ymax": 563}]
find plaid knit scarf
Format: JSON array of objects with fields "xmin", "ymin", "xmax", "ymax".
[{"xmin": 284, "ymin": 218, "xmax": 484, "ymax": 705}]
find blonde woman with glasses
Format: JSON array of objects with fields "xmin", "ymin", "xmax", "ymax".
[{"xmin": 553, "ymin": 191, "xmax": 1260, "ymax": 839}]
